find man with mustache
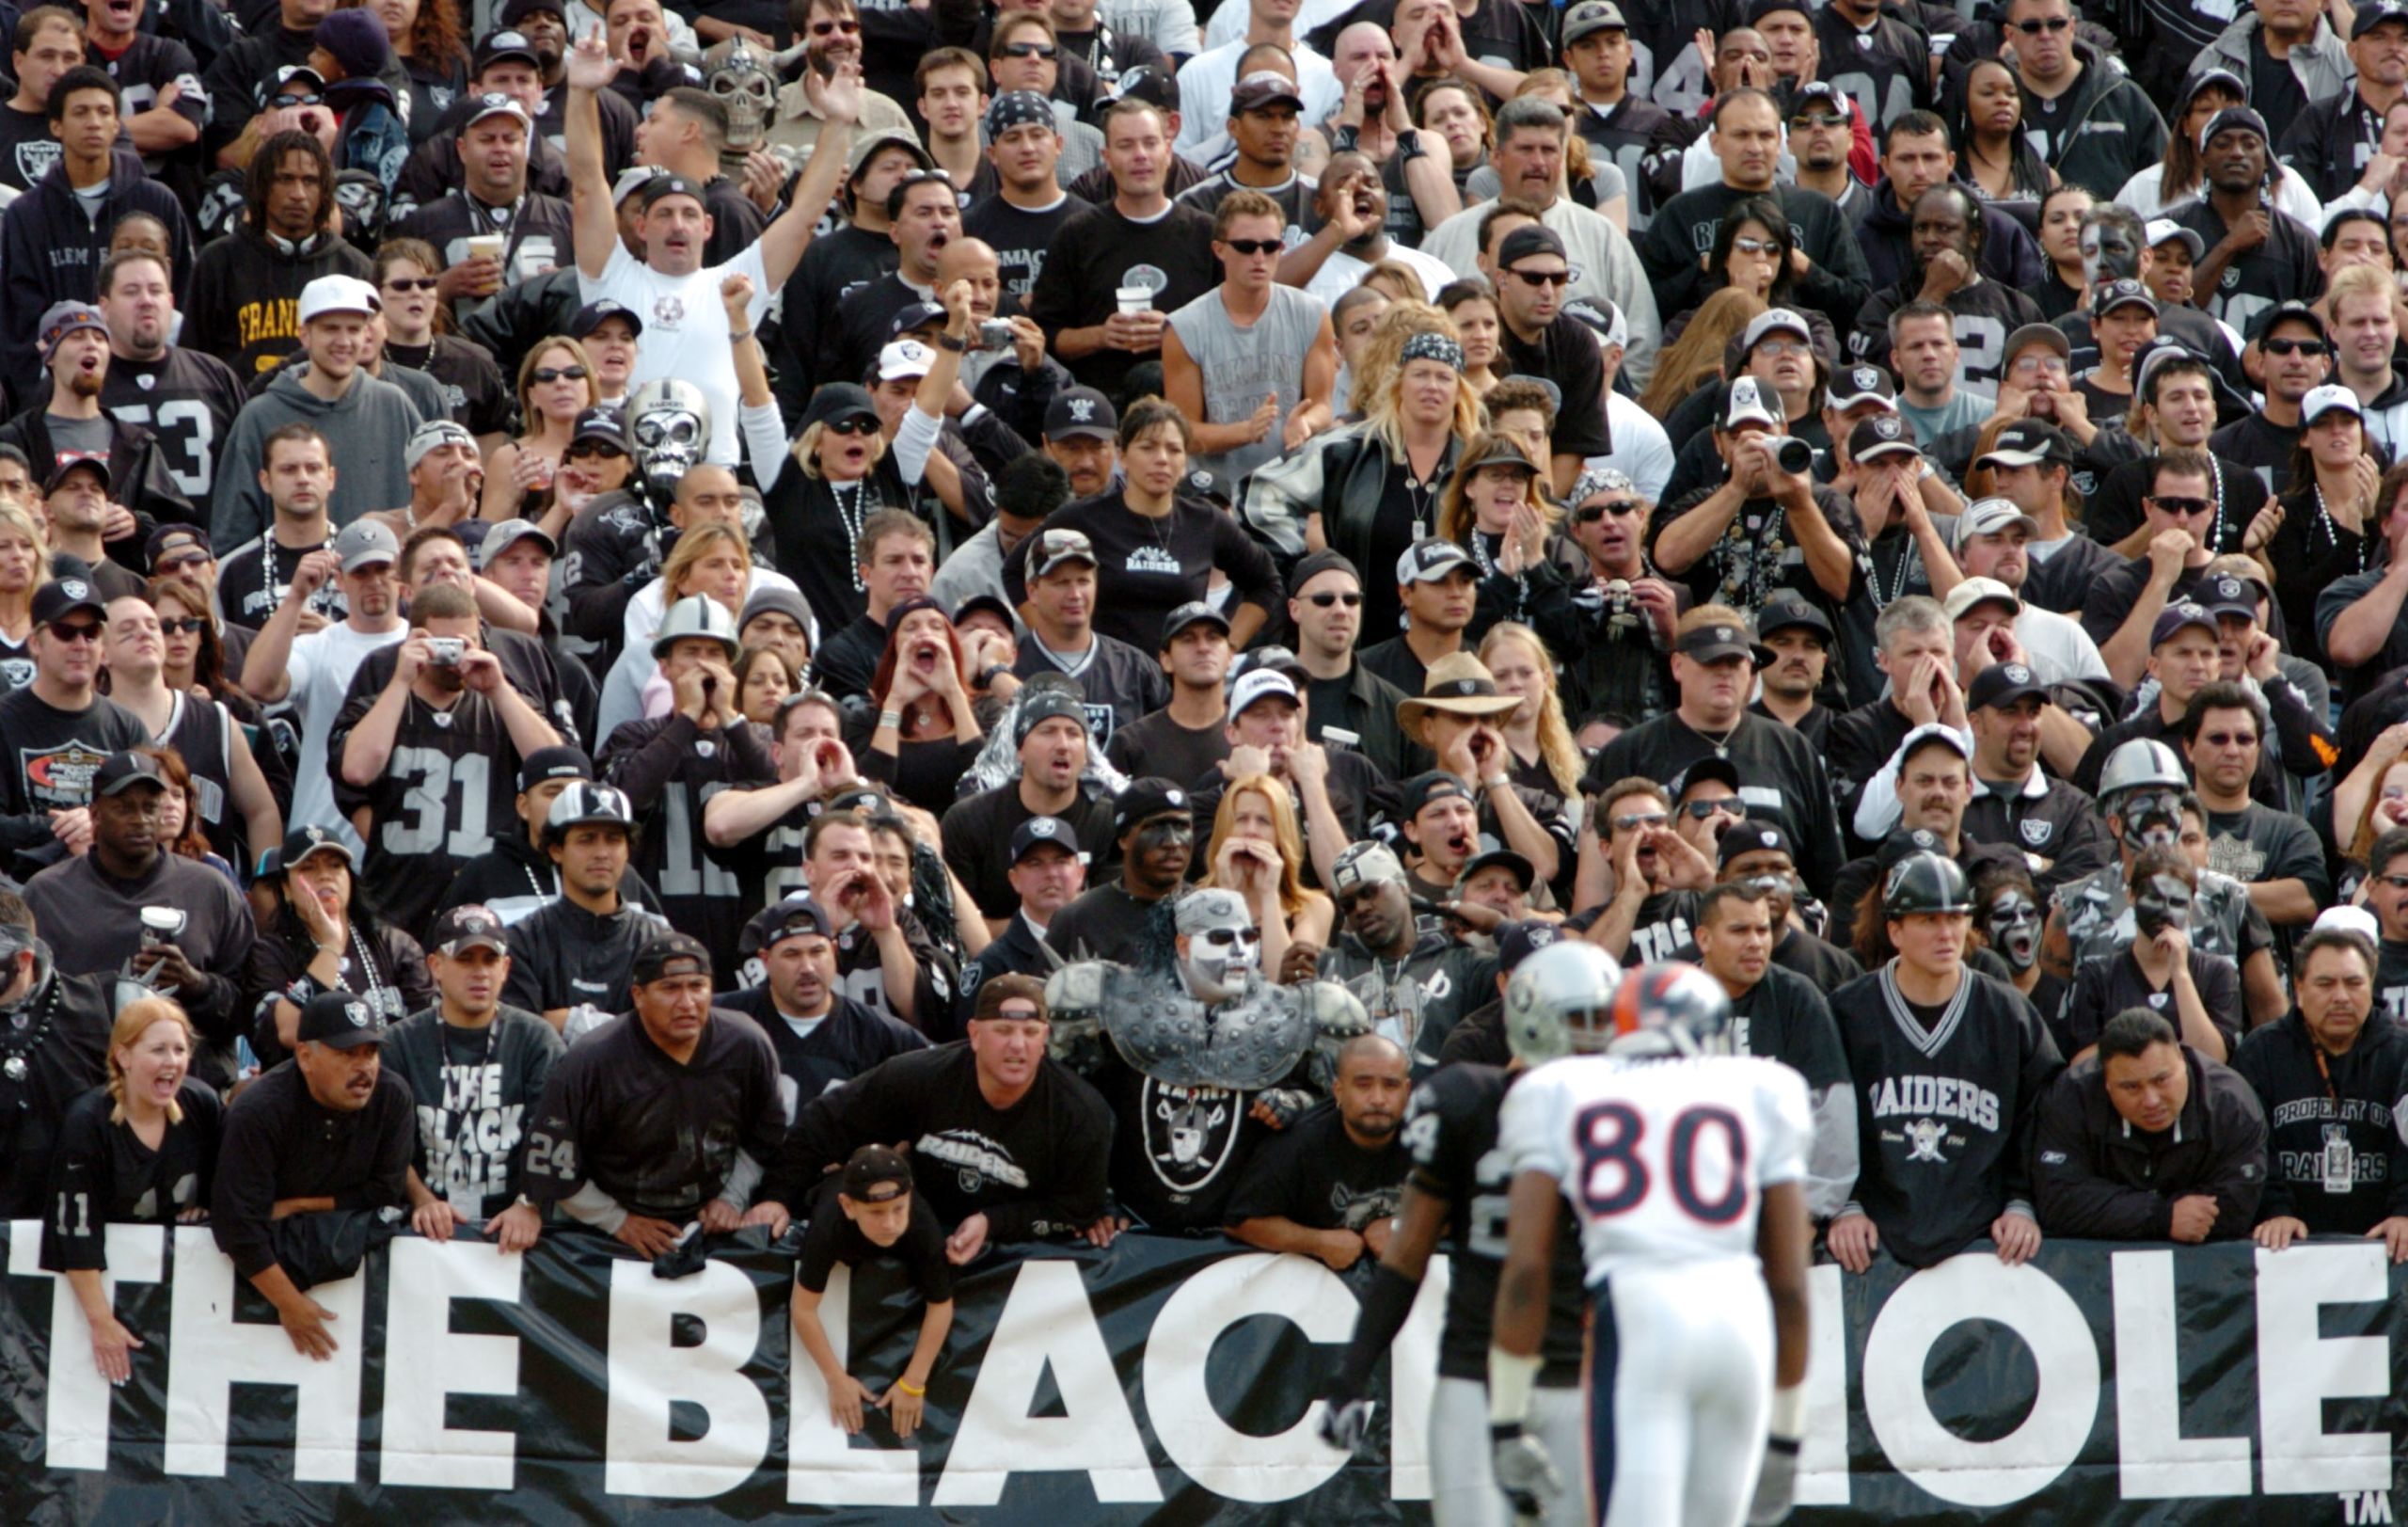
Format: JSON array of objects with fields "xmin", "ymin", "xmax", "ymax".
[
  {"xmin": 1530, "ymin": 467, "xmax": 1683, "ymax": 725},
  {"xmin": 1749, "ymin": 592, "xmax": 1834, "ymax": 749},
  {"xmin": 212, "ymin": 989, "xmax": 415, "ymax": 1358},
  {"xmin": 722, "ymin": 897, "xmax": 927, "ymax": 1113},
  {"xmin": 1226, "ymin": 1034, "xmax": 1410, "ymax": 1269}
]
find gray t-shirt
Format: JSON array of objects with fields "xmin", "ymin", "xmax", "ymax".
[
  {"xmin": 1164, "ymin": 283, "xmax": 1326, "ymax": 486},
  {"xmin": 45, "ymin": 412, "xmax": 112, "ymax": 459}
]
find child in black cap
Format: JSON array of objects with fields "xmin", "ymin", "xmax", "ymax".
[{"xmin": 791, "ymin": 1143, "xmax": 955, "ymax": 1438}]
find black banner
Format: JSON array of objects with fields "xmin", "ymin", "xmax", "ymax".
[{"xmin": 7, "ymin": 1224, "xmax": 2408, "ymax": 1523}]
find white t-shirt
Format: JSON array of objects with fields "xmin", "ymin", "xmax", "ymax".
[
  {"xmin": 1303, "ymin": 243, "xmax": 1460, "ymax": 309},
  {"xmin": 284, "ymin": 620, "xmax": 406, "ymax": 853},
  {"xmin": 579, "ymin": 240, "xmax": 771, "ymax": 469}
]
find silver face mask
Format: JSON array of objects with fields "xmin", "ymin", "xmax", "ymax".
[
  {"xmin": 626, "ymin": 379, "xmax": 711, "ymax": 500},
  {"xmin": 703, "ymin": 37, "xmax": 778, "ymax": 154},
  {"xmin": 2133, "ymin": 873, "xmax": 2194, "ymax": 939},
  {"xmin": 1176, "ymin": 888, "xmax": 1261, "ymax": 1004},
  {"xmin": 1984, "ymin": 889, "xmax": 2041, "ymax": 974}
]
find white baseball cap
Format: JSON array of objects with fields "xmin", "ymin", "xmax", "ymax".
[{"xmin": 297, "ymin": 274, "xmax": 381, "ymax": 324}]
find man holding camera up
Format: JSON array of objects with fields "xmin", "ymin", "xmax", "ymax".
[{"xmin": 329, "ymin": 582, "xmax": 565, "ymax": 939}]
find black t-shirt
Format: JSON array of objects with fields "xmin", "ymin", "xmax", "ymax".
[
  {"xmin": 216, "ymin": 531, "xmax": 341, "ymax": 630},
  {"xmin": 1498, "ymin": 314, "xmax": 1610, "ymax": 458},
  {"xmin": 102, "ymin": 346, "xmax": 248, "ymax": 501},
  {"xmin": 382, "ymin": 1009, "xmax": 562, "ymax": 1222},
  {"xmin": 774, "ymin": 222, "xmax": 902, "ymax": 416},
  {"xmin": 964, "ymin": 191, "xmax": 1091, "ymax": 304},
  {"xmin": 386, "ymin": 335, "xmax": 514, "ymax": 438},
  {"xmin": 1729, "ymin": 962, "xmax": 1851, "ymax": 1090},
  {"xmin": 797, "ymin": 1185, "xmax": 956, "ymax": 1300},
  {"xmin": 1625, "ymin": 887, "xmax": 1700, "ymax": 965},
  {"xmin": 1009, "ymin": 630, "xmax": 1169, "ymax": 749},
  {"xmin": 940, "ymin": 782, "xmax": 1120, "ymax": 922},
  {"xmin": 41, "ymin": 1078, "xmax": 219, "ymax": 1270},
  {"xmin": 2059, "ymin": 946, "xmax": 2243, "ymax": 1058},
  {"xmin": 722, "ymin": 988, "xmax": 931, "ymax": 1119},
  {"xmin": 1812, "ymin": 8, "xmax": 1931, "ymax": 134},
  {"xmin": 1176, "ymin": 169, "xmax": 1323, "ymax": 248},
  {"xmin": 0, "ymin": 103, "xmax": 57, "ymax": 192},
  {"xmin": 1222, "ymin": 1098, "xmax": 1408, "ymax": 1232},
  {"xmin": 2247, "ymin": 28, "xmax": 2307, "ymax": 138},
  {"xmin": 1043, "ymin": 881, "xmax": 1170, "ymax": 964},
  {"xmin": 1090, "ymin": 1050, "xmax": 1280, "ymax": 1231},
  {"xmin": 0, "ymin": 690, "xmax": 150, "ymax": 867},
  {"xmin": 2168, "ymin": 193, "xmax": 2324, "ymax": 337},
  {"xmin": 1003, "ymin": 490, "xmax": 1283, "ymax": 652},
  {"xmin": 1026, "ymin": 199, "xmax": 1220, "ymax": 398},
  {"xmin": 1106, "ymin": 704, "xmax": 1230, "ymax": 787},
  {"xmin": 2379, "ymin": 936, "xmax": 2408, "ymax": 1023},
  {"xmin": 327, "ymin": 687, "xmax": 529, "ymax": 940},
  {"xmin": 2210, "ymin": 411, "xmax": 2300, "ymax": 499}
]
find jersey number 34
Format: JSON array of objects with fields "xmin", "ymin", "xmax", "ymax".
[{"xmin": 1575, "ymin": 1101, "xmax": 1751, "ymax": 1226}]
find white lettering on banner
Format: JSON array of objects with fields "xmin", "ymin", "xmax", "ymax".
[
  {"xmin": 1143, "ymin": 1253, "xmax": 1352, "ymax": 1502},
  {"xmin": 933, "ymin": 1259, "xmax": 1161, "ymax": 1506},
  {"xmin": 381, "ymin": 1238, "xmax": 524, "ymax": 1489},
  {"xmin": 2256, "ymin": 1242, "xmax": 2391, "ymax": 1495},
  {"xmin": 787, "ymin": 1263, "xmax": 920, "ymax": 1505},
  {"xmin": 1797, "ymin": 1263, "xmax": 1850, "ymax": 1506},
  {"xmin": 163, "ymin": 1224, "xmax": 365, "ymax": 1480},
  {"xmin": 2111, "ymin": 1249, "xmax": 2251, "ymax": 1499},
  {"xmin": 1861, "ymin": 1254, "xmax": 2098, "ymax": 1506},
  {"xmin": 7, "ymin": 1221, "xmax": 163, "ymax": 1471},
  {"xmin": 603, "ymin": 1259, "xmax": 771, "ymax": 1498}
]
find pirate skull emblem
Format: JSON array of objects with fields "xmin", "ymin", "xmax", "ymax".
[
  {"xmin": 703, "ymin": 37, "xmax": 778, "ymax": 153},
  {"xmin": 626, "ymin": 378, "xmax": 711, "ymax": 500}
]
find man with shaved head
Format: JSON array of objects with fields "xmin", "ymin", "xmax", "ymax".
[{"xmin": 1226, "ymin": 1033, "xmax": 1412, "ymax": 1270}]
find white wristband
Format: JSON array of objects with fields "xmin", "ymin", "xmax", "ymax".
[
  {"xmin": 1487, "ymin": 1346, "xmax": 1541, "ymax": 1427},
  {"xmin": 1769, "ymin": 1382, "xmax": 1806, "ymax": 1441}
]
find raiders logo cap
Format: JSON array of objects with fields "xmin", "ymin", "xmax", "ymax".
[{"xmin": 298, "ymin": 990, "xmax": 387, "ymax": 1050}]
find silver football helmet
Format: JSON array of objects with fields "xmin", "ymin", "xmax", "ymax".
[{"xmin": 1501, "ymin": 941, "xmax": 1624, "ymax": 1065}]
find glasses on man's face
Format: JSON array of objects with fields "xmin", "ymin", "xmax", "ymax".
[
  {"xmin": 1002, "ymin": 40, "xmax": 1056, "ymax": 57},
  {"xmin": 810, "ymin": 18, "xmax": 859, "ymax": 35},
  {"xmin": 1610, "ymin": 810, "xmax": 1668, "ymax": 833},
  {"xmin": 2377, "ymin": 873, "xmax": 2408, "ymax": 891},
  {"xmin": 385, "ymin": 276, "xmax": 438, "ymax": 294},
  {"xmin": 48, "ymin": 621, "xmax": 100, "ymax": 644},
  {"xmin": 158, "ymin": 616, "xmax": 206, "ymax": 635},
  {"xmin": 1731, "ymin": 236, "xmax": 1780, "ymax": 255},
  {"xmin": 1753, "ymin": 339, "xmax": 1810, "ymax": 358},
  {"xmin": 1306, "ymin": 591, "xmax": 1362, "ymax": 607},
  {"xmin": 1574, "ymin": 498, "xmax": 1641, "ymax": 523},
  {"xmin": 1680, "ymin": 799, "xmax": 1738, "ymax": 819},
  {"xmin": 2149, "ymin": 495, "xmax": 2212, "ymax": 517},
  {"xmin": 531, "ymin": 365, "xmax": 589, "ymax": 385},
  {"xmin": 1223, "ymin": 238, "xmax": 1282, "ymax": 257},
  {"xmin": 155, "ymin": 551, "xmax": 210, "ymax": 573},
  {"xmin": 1508, "ymin": 265, "xmax": 1570, "ymax": 288},
  {"xmin": 2199, "ymin": 729, "xmax": 2259, "ymax": 749},
  {"xmin": 2262, "ymin": 337, "xmax": 2328, "ymax": 357},
  {"xmin": 2014, "ymin": 15, "xmax": 2071, "ymax": 32}
]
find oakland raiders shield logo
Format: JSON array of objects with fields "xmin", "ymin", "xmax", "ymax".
[
  {"xmin": 2020, "ymin": 818, "xmax": 2053, "ymax": 846},
  {"xmin": 15, "ymin": 139, "xmax": 57, "ymax": 186},
  {"xmin": 1141, "ymin": 1078, "xmax": 1244, "ymax": 1199}
]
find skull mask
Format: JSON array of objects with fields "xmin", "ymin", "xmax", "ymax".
[
  {"xmin": 2114, "ymin": 787, "xmax": 2184, "ymax": 852},
  {"xmin": 703, "ymin": 38, "xmax": 778, "ymax": 155},
  {"xmin": 1983, "ymin": 887, "xmax": 2041, "ymax": 974},
  {"xmin": 1176, "ymin": 888, "xmax": 1261, "ymax": 1004},
  {"xmin": 2132, "ymin": 873, "xmax": 2194, "ymax": 940},
  {"xmin": 626, "ymin": 378, "xmax": 711, "ymax": 501}
]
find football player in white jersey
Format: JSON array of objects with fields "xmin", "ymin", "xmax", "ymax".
[{"xmin": 1488, "ymin": 949, "xmax": 1814, "ymax": 1526}]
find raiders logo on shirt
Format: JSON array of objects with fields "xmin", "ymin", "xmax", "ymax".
[
  {"xmin": 15, "ymin": 139, "xmax": 57, "ymax": 186},
  {"xmin": 1142, "ymin": 1077, "xmax": 1244, "ymax": 1199}
]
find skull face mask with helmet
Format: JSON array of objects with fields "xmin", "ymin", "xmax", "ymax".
[
  {"xmin": 626, "ymin": 379, "xmax": 711, "ymax": 502},
  {"xmin": 703, "ymin": 37, "xmax": 778, "ymax": 159},
  {"xmin": 1176, "ymin": 888, "xmax": 1261, "ymax": 1004}
]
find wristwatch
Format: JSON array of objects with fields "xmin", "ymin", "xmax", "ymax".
[
  {"xmin": 1483, "ymin": 771, "xmax": 1511, "ymax": 793},
  {"xmin": 936, "ymin": 332, "xmax": 968, "ymax": 352}
]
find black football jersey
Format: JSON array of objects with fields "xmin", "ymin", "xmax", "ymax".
[
  {"xmin": 327, "ymin": 687, "xmax": 527, "ymax": 939},
  {"xmin": 103, "ymin": 346, "xmax": 247, "ymax": 501},
  {"xmin": 1401, "ymin": 1062, "xmax": 1586, "ymax": 1383}
]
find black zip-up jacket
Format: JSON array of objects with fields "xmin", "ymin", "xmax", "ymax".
[
  {"xmin": 2032, "ymin": 1046, "xmax": 2267, "ymax": 1240},
  {"xmin": 0, "ymin": 152, "xmax": 192, "ymax": 395},
  {"xmin": 2230, "ymin": 1010, "xmax": 2408, "ymax": 1235},
  {"xmin": 1961, "ymin": 769, "xmax": 2118, "ymax": 902},
  {"xmin": 499, "ymin": 894, "xmax": 669, "ymax": 1022},
  {"xmin": 238, "ymin": 910, "xmax": 433, "ymax": 1077}
]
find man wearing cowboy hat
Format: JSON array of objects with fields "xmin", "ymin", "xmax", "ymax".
[{"xmin": 1397, "ymin": 652, "xmax": 1573, "ymax": 892}]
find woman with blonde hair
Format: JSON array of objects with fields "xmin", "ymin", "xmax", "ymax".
[
  {"xmin": 0, "ymin": 496, "xmax": 45, "ymax": 673},
  {"xmin": 42, "ymin": 995, "xmax": 221, "ymax": 1384},
  {"xmin": 480, "ymin": 335, "xmax": 598, "ymax": 520},
  {"xmin": 1205, "ymin": 772, "xmax": 1334, "ymax": 976},
  {"xmin": 1639, "ymin": 288, "xmax": 1766, "ymax": 419},
  {"xmin": 1478, "ymin": 623, "xmax": 1585, "ymax": 803}
]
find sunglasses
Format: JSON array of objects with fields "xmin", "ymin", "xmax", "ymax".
[
  {"xmin": 2198, "ymin": 730, "xmax": 2259, "ymax": 747},
  {"xmin": 48, "ymin": 621, "xmax": 101, "ymax": 643},
  {"xmin": 1680, "ymin": 799, "xmax": 1738, "ymax": 819},
  {"xmin": 277, "ymin": 91, "xmax": 325, "ymax": 106},
  {"xmin": 2262, "ymin": 337, "xmax": 2328, "ymax": 357},
  {"xmin": 1575, "ymin": 498, "xmax": 1641, "ymax": 523},
  {"xmin": 1002, "ymin": 40, "xmax": 1056, "ymax": 57},
  {"xmin": 157, "ymin": 616, "xmax": 207, "ymax": 635},
  {"xmin": 384, "ymin": 276, "xmax": 439, "ymax": 293},
  {"xmin": 1609, "ymin": 811, "xmax": 1668, "ymax": 832},
  {"xmin": 2379, "ymin": 874, "xmax": 2408, "ymax": 890},
  {"xmin": 2013, "ymin": 15, "xmax": 2070, "ymax": 31},
  {"xmin": 897, "ymin": 167, "xmax": 954, "ymax": 188},
  {"xmin": 2149, "ymin": 495, "xmax": 2212, "ymax": 516},
  {"xmin": 809, "ymin": 18, "xmax": 859, "ymax": 34},
  {"xmin": 531, "ymin": 365, "xmax": 589, "ymax": 384},
  {"xmin": 826, "ymin": 416, "xmax": 879, "ymax": 436},
  {"xmin": 1731, "ymin": 236, "xmax": 1780, "ymax": 255},
  {"xmin": 566, "ymin": 441, "xmax": 626, "ymax": 460},
  {"xmin": 1507, "ymin": 266, "xmax": 1570, "ymax": 288},
  {"xmin": 1224, "ymin": 237, "xmax": 1283, "ymax": 256},
  {"xmin": 1306, "ymin": 590, "xmax": 1362, "ymax": 607}
]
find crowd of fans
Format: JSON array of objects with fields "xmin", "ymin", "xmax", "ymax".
[{"xmin": 0, "ymin": 0, "xmax": 2403, "ymax": 1463}]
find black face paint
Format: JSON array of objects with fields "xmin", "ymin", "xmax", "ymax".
[
  {"xmin": 2132, "ymin": 873, "xmax": 2194, "ymax": 939},
  {"xmin": 1984, "ymin": 890, "xmax": 2040, "ymax": 973},
  {"xmin": 1135, "ymin": 818, "xmax": 1194, "ymax": 854}
]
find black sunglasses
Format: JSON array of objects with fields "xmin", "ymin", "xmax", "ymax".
[
  {"xmin": 1680, "ymin": 799, "xmax": 1738, "ymax": 819},
  {"xmin": 1575, "ymin": 498, "xmax": 1641, "ymax": 523},
  {"xmin": 2149, "ymin": 495, "xmax": 2212, "ymax": 516},
  {"xmin": 1507, "ymin": 266, "xmax": 1570, "ymax": 288},
  {"xmin": 826, "ymin": 416, "xmax": 879, "ymax": 436},
  {"xmin": 2262, "ymin": 337, "xmax": 2327, "ymax": 357},
  {"xmin": 810, "ymin": 18, "xmax": 859, "ymax": 34},
  {"xmin": 48, "ymin": 620, "xmax": 101, "ymax": 643},
  {"xmin": 1306, "ymin": 591, "xmax": 1362, "ymax": 607},
  {"xmin": 157, "ymin": 616, "xmax": 207, "ymax": 634},
  {"xmin": 566, "ymin": 441, "xmax": 627, "ymax": 460},
  {"xmin": 1224, "ymin": 237, "xmax": 1283, "ymax": 256},
  {"xmin": 2013, "ymin": 15, "xmax": 2070, "ymax": 31},
  {"xmin": 385, "ymin": 276, "xmax": 438, "ymax": 293},
  {"xmin": 531, "ymin": 365, "xmax": 589, "ymax": 385},
  {"xmin": 1002, "ymin": 40, "xmax": 1056, "ymax": 57}
]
